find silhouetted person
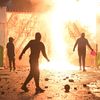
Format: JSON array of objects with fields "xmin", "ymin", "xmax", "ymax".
[
  {"xmin": 19, "ymin": 32, "xmax": 50, "ymax": 94},
  {"xmin": 6, "ymin": 37, "xmax": 15, "ymax": 71},
  {"xmin": 73, "ymin": 33, "xmax": 93, "ymax": 71}
]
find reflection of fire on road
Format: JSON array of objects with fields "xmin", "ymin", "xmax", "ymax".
[{"xmin": 6, "ymin": 0, "xmax": 96, "ymax": 71}]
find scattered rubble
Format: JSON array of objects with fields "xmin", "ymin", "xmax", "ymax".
[{"xmin": 0, "ymin": 67, "xmax": 100, "ymax": 100}]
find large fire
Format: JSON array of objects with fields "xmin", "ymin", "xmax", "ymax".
[
  {"xmin": 40, "ymin": 0, "xmax": 96, "ymax": 71},
  {"xmin": 7, "ymin": 0, "xmax": 96, "ymax": 71}
]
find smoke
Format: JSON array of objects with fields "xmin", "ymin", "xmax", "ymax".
[
  {"xmin": 7, "ymin": 0, "xmax": 53, "ymax": 12},
  {"xmin": 30, "ymin": 0, "xmax": 53, "ymax": 12}
]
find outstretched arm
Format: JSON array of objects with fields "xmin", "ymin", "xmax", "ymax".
[
  {"xmin": 86, "ymin": 40, "xmax": 93, "ymax": 51},
  {"xmin": 41, "ymin": 44, "xmax": 50, "ymax": 62},
  {"xmin": 19, "ymin": 42, "xmax": 30, "ymax": 60}
]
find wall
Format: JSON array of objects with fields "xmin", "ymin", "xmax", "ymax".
[{"xmin": 0, "ymin": 7, "xmax": 7, "ymax": 67}]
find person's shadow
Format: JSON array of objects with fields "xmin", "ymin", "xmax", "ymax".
[
  {"xmin": 18, "ymin": 90, "xmax": 44, "ymax": 100},
  {"xmin": 18, "ymin": 92, "xmax": 34, "ymax": 100}
]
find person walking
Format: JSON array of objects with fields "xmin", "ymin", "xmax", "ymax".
[
  {"xmin": 73, "ymin": 33, "xmax": 93, "ymax": 71},
  {"xmin": 19, "ymin": 32, "xmax": 50, "ymax": 94},
  {"xmin": 6, "ymin": 37, "xmax": 15, "ymax": 71}
]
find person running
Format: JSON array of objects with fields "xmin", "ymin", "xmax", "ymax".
[
  {"xmin": 19, "ymin": 32, "xmax": 50, "ymax": 94},
  {"xmin": 73, "ymin": 33, "xmax": 93, "ymax": 71},
  {"xmin": 6, "ymin": 37, "xmax": 15, "ymax": 71}
]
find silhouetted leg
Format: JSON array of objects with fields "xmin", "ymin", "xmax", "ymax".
[
  {"xmin": 21, "ymin": 60, "xmax": 34, "ymax": 92},
  {"xmin": 31, "ymin": 61, "xmax": 40, "ymax": 88},
  {"xmin": 78, "ymin": 51, "xmax": 82, "ymax": 70},
  {"xmin": 21, "ymin": 71, "xmax": 33, "ymax": 92},
  {"xmin": 22, "ymin": 71, "xmax": 33, "ymax": 87},
  {"xmin": 33, "ymin": 67, "xmax": 40, "ymax": 88},
  {"xmin": 9, "ymin": 58, "xmax": 12, "ymax": 71},
  {"xmin": 29, "ymin": 59, "xmax": 40, "ymax": 88},
  {"xmin": 32, "ymin": 61, "xmax": 45, "ymax": 94},
  {"xmin": 33, "ymin": 67, "xmax": 45, "ymax": 94},
  {"xmin": 82, "ymin": 54, "xmax": 86, "ymax": 71},
  {"xmin": 13, "ymin": 58, "xmax": 15, "ymax": 71}
]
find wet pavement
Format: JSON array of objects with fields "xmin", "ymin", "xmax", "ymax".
[{"xmin": 0, "ymin": 66, "xmax": 100, "ymax": 100}]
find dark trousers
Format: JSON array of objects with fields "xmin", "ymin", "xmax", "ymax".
[
  {"xmin": 22, "ymin": 59, "xmax": 40, "ymax": 88},
  {"xmin": 78, "ymin": 50, "xmax": 86, "ymax": 68},
  {"xmin": 8, "ymin": 57, "xmax": 15, "ymax": 70}
]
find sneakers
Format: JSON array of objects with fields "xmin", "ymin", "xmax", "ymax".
[
  {"xmin": 35, "ymin": 87, "xmax": 45, "ymax": 94},
  {"xmin": 21, "ymin": 86, "xmax": 29, "ymax": 92},
  {"xmin": 21, "ymin": 86, "xmax": 45, "ymax": 94}
]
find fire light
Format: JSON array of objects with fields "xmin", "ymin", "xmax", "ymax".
[
  {"xmin": 40, "ymin": 0, "xmax": 96, "ymax": 71},
  {"xmin": 7, "ymin": 0, "xmax": 96, "ymax": 71}
]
